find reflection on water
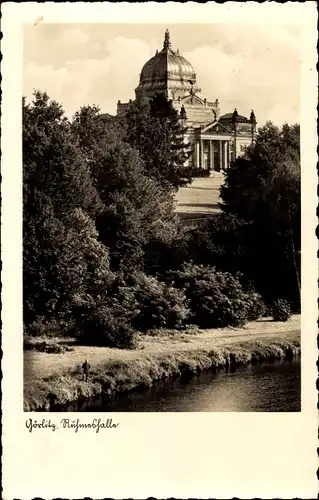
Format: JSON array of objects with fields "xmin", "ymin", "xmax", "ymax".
[{"xmin": 66, "ymin": 358, "xmax": 301, "ymax": 413}]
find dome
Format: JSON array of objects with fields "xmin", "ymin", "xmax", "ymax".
[{"xmin": 139, "ymin": 30, "xmax": 197, "ymax": 88}]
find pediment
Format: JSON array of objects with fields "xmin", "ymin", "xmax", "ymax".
[
  {"xmin": 201, "ymin": 121, "xmax": 232, "ymax": 134},
  {"xmin": 180, "ymin": 93, "xmax": 205, "ymax": 105}
]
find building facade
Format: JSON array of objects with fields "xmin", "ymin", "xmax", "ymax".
[{"xmin": 116, "ymin": 29, "xmax": 257, "ymax": 172}]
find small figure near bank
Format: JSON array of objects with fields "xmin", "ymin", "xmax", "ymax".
[{"xmin": 82, "ymin": 359, "xmax": 91, "ymax": 382}]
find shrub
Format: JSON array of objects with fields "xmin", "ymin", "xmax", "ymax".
[
  {"xmin": 75, "ymin": 300, "xmax": 136, "ymax": 349},
  {"xmin": 124, "ymin": 272, "xmax": 190, "ymax": 332},
  {"xmin": 24, "ymin": 318, "xmax": 66, "ymax": 337},
  {"xmin": 271, "ymin": 298, "xmax": 292, "ymax": 322},
  {"xmin": 171, "ymin": 263, "xmax": 259, "ymax": 329},
  {"xmin": 23, "ymin": 336, "xmax": 74, "ymax": 353},
  {"xmin": 245, "ymin": 290, "xmax": 266, "ymax": 321}
]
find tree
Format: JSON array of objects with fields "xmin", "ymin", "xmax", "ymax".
[
  {"xmin": 23, "ymin": 92, "xmax": 103, "ymax": 223},
  {"xmin": 71, "ymin": 105, "xmax": 125, "ymax": 165},
  {"xmin": 70, "ymin": 105, "xmax": 179, "ymax": 274},
  {"xmin": 220, "ymin": 122, "xmax": 301, "ymax": 308},
  {"xmin": 23, "ymin": 92, "xmax": 109, "ymax": 325},
  {"xmin": 186, "ymin": 213, "xmax": 248, "ymax": 273},
  {"xmin": 24, "ymin": 199, "xmax": 113, "ymax": 325},
  {"xmin": 125, "ymin": 94, "xmax": 192, "ymax": 190},
  {"xmin": 93, "ymin": 142, "xmax": 179, "ymax": 273}
]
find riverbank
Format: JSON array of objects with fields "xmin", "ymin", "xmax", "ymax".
[{"xmin": 24, "ymin": 315, "xmax": 300, "ymax": 411}]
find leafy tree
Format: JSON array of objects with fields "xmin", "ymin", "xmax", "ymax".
[
  {"xmin": 220, "ymin": 122, "xmax": 301, "ymax": 308},
  {"xmin": 23, "ymin": 92, "xmax": 110, "ymax": 326},
  {"xmin": 24, "ymin": 201, "xmax": 113, "ymax": 325},
  {"xmin": 23, "ymin": 92, "xmax": 103, "ymax": 222},
  {"xmin": 71, "ymin": 105, "xmax": 125, "ymax": 166},
  {"xmin": 125, "ymin": 94, "xmax": 192, "ymax": 190},
  {"xmin": 186, "ymin": 213, "xmax": 249, "ymax": 273},
  {"xmin": 92, "ymin": 142, "xmax": 179, "ymax": 273},
  {"xmin": 70, "ymin": 105, "xmax": 180, "ymax": 274}
]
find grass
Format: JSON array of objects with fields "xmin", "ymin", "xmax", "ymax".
[{"xmin": 24, "ymin": 315, "xmax": 301, "ymax": 411}]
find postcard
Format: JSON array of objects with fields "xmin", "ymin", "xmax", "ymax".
[{"xmin": 2, "ymin": 2, "xmax": 318, "ymax": 498}]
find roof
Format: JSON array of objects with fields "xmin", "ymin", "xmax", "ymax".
[
  {"xmin": 99, "ymin": 113, "xmax": 115, "ymax": 120},
  {"xmin": 219, "ymin": 112, "xmax": 249, "ymax": 122}
]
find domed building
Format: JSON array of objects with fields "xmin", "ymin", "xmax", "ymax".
[{"xmin": 116, "ymin": 29, "xmax": 257, "ymax": 173}]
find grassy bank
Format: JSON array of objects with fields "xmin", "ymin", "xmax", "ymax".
[{"xmin": 24, "ymin": 315, "xmax": 300, "ymax": 411}]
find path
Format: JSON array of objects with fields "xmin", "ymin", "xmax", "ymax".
[
  {"xmin": 174, "ymin": 172, "xmax": 225, "ymax": 226},
  {"xmin": 24, "ymin": 315, "xmax": 300, "ymax": 382}
]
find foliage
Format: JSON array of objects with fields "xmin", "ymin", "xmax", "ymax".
[
  {"xmin": 24, "ymin": 202, "xmax": 113, "ymax": 325},
  {"xmin": 171, "ymin": 263, "xmax": 261, "ymax": 329},
  {"xmin": 24, "ymin": 317, "xmax": 69, "ymax": 338},
  {"xmin": 186, "ymin": 213, "xmax": 248, "ymax": 273},
  {"xmin": 245, "ymin": 291, "xmax": 267, "ymax": 321},
  {"xmin": 23, "ymin": 93, "xmax": 179, "ymax": 341},
  {"xmin": 219, "ymin": 122, "xmax": 301, "ymax": 309},
  {"xmin": 71, "ymin": 105, "xmax": 125, "ymax": 157},
  {"xmin": 23, "ymin": 92, "xmax": 103, "ymax": 222},
  {"xmin": 125, "ymin": 94, "xmax": 192, "ymax": 190},
  {"xmin": 220, "ymin": 122, "xmax": 300, "ymax": 222},
  {"xmin": 143, "ymin": 228, "xmax": 189, "ymax": 276},
  {"xmin": 23, "ymin": 336, "xmax": 74, "ymax": 353},
  {"xmin": 271, "ymin": 299, "xmax": 292, "ymax": 322},
  {"xmin": 122, "ymin": 272, "xmax": 190, "ymax": 331},
  {"xmin": 93, "ymin": 142, "xmax": 179, "ymax": 273},
  {"xmin": 23, "ymin": 92, "xmax": 113, "ymax": 325},
  {"xmin": 23, "ymin": 90, "xmax": 297, "ymax": 349},
  {"xmin": 75, "ymin": 299, "xmax": 136, "ymax": 349},
  {"xmin": 71, "ymin": 105, "xmax": 179, "ymax": 274}
]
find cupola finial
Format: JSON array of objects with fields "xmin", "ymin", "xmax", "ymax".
[{"xmin": 163, "ymin": 29, "xmax": 172, "ymax": 50}]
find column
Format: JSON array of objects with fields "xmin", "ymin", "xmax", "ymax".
[
  {"xmin": 219, "ymin": 141, "xmax": 223, "ymax": 171},
  {"xmin": 195, "ymin": 142, "xmax": 200, "ymax": 169},
  {"xmin": 223, "ymin": 141, "xmax": 228, "ymax": 171},
  {"xmin": 209, "ymin": 140, "xmax": 213, "ymax": 171},
  {"xmin": 200, "ymin": 139, "xmax": 204, "ymax": 169},
  {"xmin": 234, "ymin": 129, "xmax": 237, "ymax": 159}
]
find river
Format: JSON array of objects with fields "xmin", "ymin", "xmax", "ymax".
[{"xmin": 62, "ymin": 357, "xmax": 300, "ymax": 412}]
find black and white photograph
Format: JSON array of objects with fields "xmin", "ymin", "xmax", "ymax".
[
  {"xmin": 22, "ymin": 21, "xmax": 304, "ymax": 413},
  {"xmin": 2, "ymin": 2, "xmax": 318, "ymax": 499}
]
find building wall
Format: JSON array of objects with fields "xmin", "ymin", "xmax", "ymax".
[{"xmin": 117, "ymin": 101, "xmax": 130, "ymax": 115}]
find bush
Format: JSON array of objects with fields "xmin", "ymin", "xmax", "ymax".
[
  {"xmin": 123, "ymin": 272, "xmax": 190, "ymax": 332},
  {"xmin": 171, "ymin": 263, "xmax": 260, "ymax": 329},
  {"xmin": 23, "ymin": 336, "xmax": 74, "ymax": 353},
  {"xmin": 24, "ymin": 318, "xmax": 67, "ymax": 337},
  {"xmin": 271, "ymin": 299, "xmax": 292, "ymax": 322},
  {"xmin": 245, "ymin": 290, "xmax": 266, "ymax": 321},
  {"xmin": 75, "ymin": 301, "xmax": 136, "ymax": 349}
]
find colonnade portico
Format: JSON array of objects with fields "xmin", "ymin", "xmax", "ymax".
[{"xmin": 194, "ymin": 138, "xmax": 230, "ymax": 172}]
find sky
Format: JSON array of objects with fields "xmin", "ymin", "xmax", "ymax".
[{"xmin": 23, "ymin": 23, "xmax": 301, "ymax": 126}]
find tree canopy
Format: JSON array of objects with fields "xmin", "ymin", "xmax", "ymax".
[
  {"xmin": 219, "ymin": 122, "xmax": 301, "ymax": 307},
  {"xmin": 125, "ymin": 94, "xmax": 192, "ymax": 190}
]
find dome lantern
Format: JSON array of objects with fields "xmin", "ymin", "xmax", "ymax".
[{"xmin": 163, "ymin": 29, "xmax": 172, "ymax": 50}]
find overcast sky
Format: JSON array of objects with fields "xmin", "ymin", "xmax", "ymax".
[{"xmin": 23, "ymin": 23, "xmax": 301, "ymax": 126}]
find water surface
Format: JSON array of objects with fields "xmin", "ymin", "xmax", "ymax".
[{"xmin": 65, "ymin": 357, "xmax": 301, "ymax": 412}]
